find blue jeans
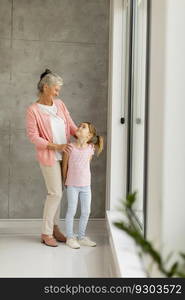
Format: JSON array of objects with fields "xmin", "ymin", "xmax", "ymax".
[{"xmin": 65, "ymin": 186, "xmax": 91, "ymax": 239}]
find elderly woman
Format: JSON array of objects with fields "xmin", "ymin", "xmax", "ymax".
[{"xmin": 26, "ymin": 69, "xmax": 77, "ymax": 247}]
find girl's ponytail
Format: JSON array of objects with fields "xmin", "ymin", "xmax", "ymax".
[
  {"xmin": 94, "ymin": 135, "xmax": 104, "ymax": 156},
  {"xmin": 85, "ymin": 121, "xmax": 104, "ymax": 156}
]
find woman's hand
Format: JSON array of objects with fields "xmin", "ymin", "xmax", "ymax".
[
  {"xmin": 57, "ymin": 144, "xmax": 72, "ymax": 153},
  {"xmin": 47, "ymin": 143, "xmax": 72, "ymax": 153}
]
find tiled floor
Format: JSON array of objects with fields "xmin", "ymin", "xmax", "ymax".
[{"xmin": 0, "ymin": 220, "xmax": 116, "ymax": 278}]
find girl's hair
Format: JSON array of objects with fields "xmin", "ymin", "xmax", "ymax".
[
  {"xmin": 84, "ymin": 122, "xmax": 104, "ymax": 156},
  {"xmin": 37, "ymin": 69, "xmax": 63, "ymax": 93}
]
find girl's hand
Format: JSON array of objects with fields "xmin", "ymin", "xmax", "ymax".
[
  {"xmin": 62, "ymin": 182, "xmax": 67, "ymax": 191},
  {"xmin": 57, "ymin": 144, "xmax": 72, "ymax": 153}
]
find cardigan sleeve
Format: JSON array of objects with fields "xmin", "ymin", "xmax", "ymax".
[
  {"xmin": 26, "ymin": 107, "xmax": 49, "ymax": 149},
  {"xmin": 61, "ymin": 101, "xmax": 77, "ymax": 137}
]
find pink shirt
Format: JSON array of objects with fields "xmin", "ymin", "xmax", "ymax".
[
  {"xmin": 65, "ymin": 143, "xmax": 95, "ymax": 186},
  {"xmin": 26, "ymin": 99, "xmax": 77, "ymax": 166}
]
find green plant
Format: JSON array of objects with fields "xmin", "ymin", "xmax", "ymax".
[{"xmin": 113, "ymin": 192, "xmax": 185, "ymax": 277}]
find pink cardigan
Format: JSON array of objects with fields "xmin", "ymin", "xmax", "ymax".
[{"xmin": 26, "ymin": 99, "xmax": 77, "ymax": 166}]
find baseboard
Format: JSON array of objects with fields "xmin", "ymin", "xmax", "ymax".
[
  {"xmin": 0, "ymin": 218, "xmax": 105, "ymax": 222},
  {"xmin": 0, "ymin": 218, "xmax": 106, "ymax": 235}
]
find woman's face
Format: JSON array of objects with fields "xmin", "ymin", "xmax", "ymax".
[
  {"xmin": 43, "ymin": 84, "xmax": 61, "ymax": 98},
  {"xmin": 76, "ymin": 123, "xmax": 92, "ymax": 140}
]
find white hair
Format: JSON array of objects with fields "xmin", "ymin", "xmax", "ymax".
[{"xmin": 37, "ymin": 71, "xmax": 63, "ymax": 93}]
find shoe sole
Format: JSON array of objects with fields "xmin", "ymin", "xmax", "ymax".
[
  {"xmin": 41, "ymin": 240, "xmax": 58, "ymax": 247},
  {"xmin": 78, "ymin": 243, "xmax": 96, "ymax": 247},
  {"xmin": 70, "ymin": 247, "xmax": 80, "ymax": 249},
  {"xmin": 55, "ymin": 239, "xmax": 66, "ymax": 243},
  {"xmin": 66, "ymin": 244, "xmax": 80, "ymax": 249}
]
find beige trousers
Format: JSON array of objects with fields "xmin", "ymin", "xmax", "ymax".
[{"xmin": 39, "ymin": 161, "xmax": 63, "ymax": 235}]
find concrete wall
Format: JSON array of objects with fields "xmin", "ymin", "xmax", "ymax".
[{"xmin": 0, "ymin": 0, "xmax": 109, "ymax": 218}]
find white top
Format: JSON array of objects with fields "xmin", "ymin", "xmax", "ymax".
[{"xmin": 38, "ymin": 102, "xmax": 67, "ymax": 160}]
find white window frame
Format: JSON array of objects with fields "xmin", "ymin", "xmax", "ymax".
[
  {"xmin": 106, "ymin": 0, "xmax": 128, "ymax": 212},
  {"xmin": 106, "ymin": 0, "xmax": 148, "ymax": 277}
]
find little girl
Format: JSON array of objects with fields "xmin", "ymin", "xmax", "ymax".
[{"xmin": 62, "ymin": 122, "xmax": 103, "ymax": 249}]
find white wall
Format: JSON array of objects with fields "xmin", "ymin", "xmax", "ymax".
[
  {"xmin": 147, "ymin": 0, "xmax": 185, "ymax": 258},
  {"xmin": 161, "ymin": 0, "xmax": 185, "ymax": 253},
  {"xmin": 146, "ymin": 0, "xmax": 166, "ymax": 247}
]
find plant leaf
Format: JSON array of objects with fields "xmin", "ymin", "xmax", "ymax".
[{"xmin": 113, "ymin": 192, "xmax": 185, "ymax": 278}]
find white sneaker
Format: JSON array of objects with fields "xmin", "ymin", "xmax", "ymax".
[
  {"xmin": 78, "ymin": 237, "xmax": 96, "ymax": 247},
  {"xmin": 66, "ymin": 237, "xmax": 80, "ymax": 249}
]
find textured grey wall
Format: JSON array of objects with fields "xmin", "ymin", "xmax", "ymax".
[{"xmin": 0, "ymin": 0, "xmax": 109, "ymax": 218}]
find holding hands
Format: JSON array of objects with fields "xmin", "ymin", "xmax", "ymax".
[{"xmin": 47, "ymin": 143, "xmax": 72, "ymax": 153}]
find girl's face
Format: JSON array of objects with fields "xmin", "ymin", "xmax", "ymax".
[{"xmin": 76, "ymin": 123, "xmax": 92, "ymax": 140}]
